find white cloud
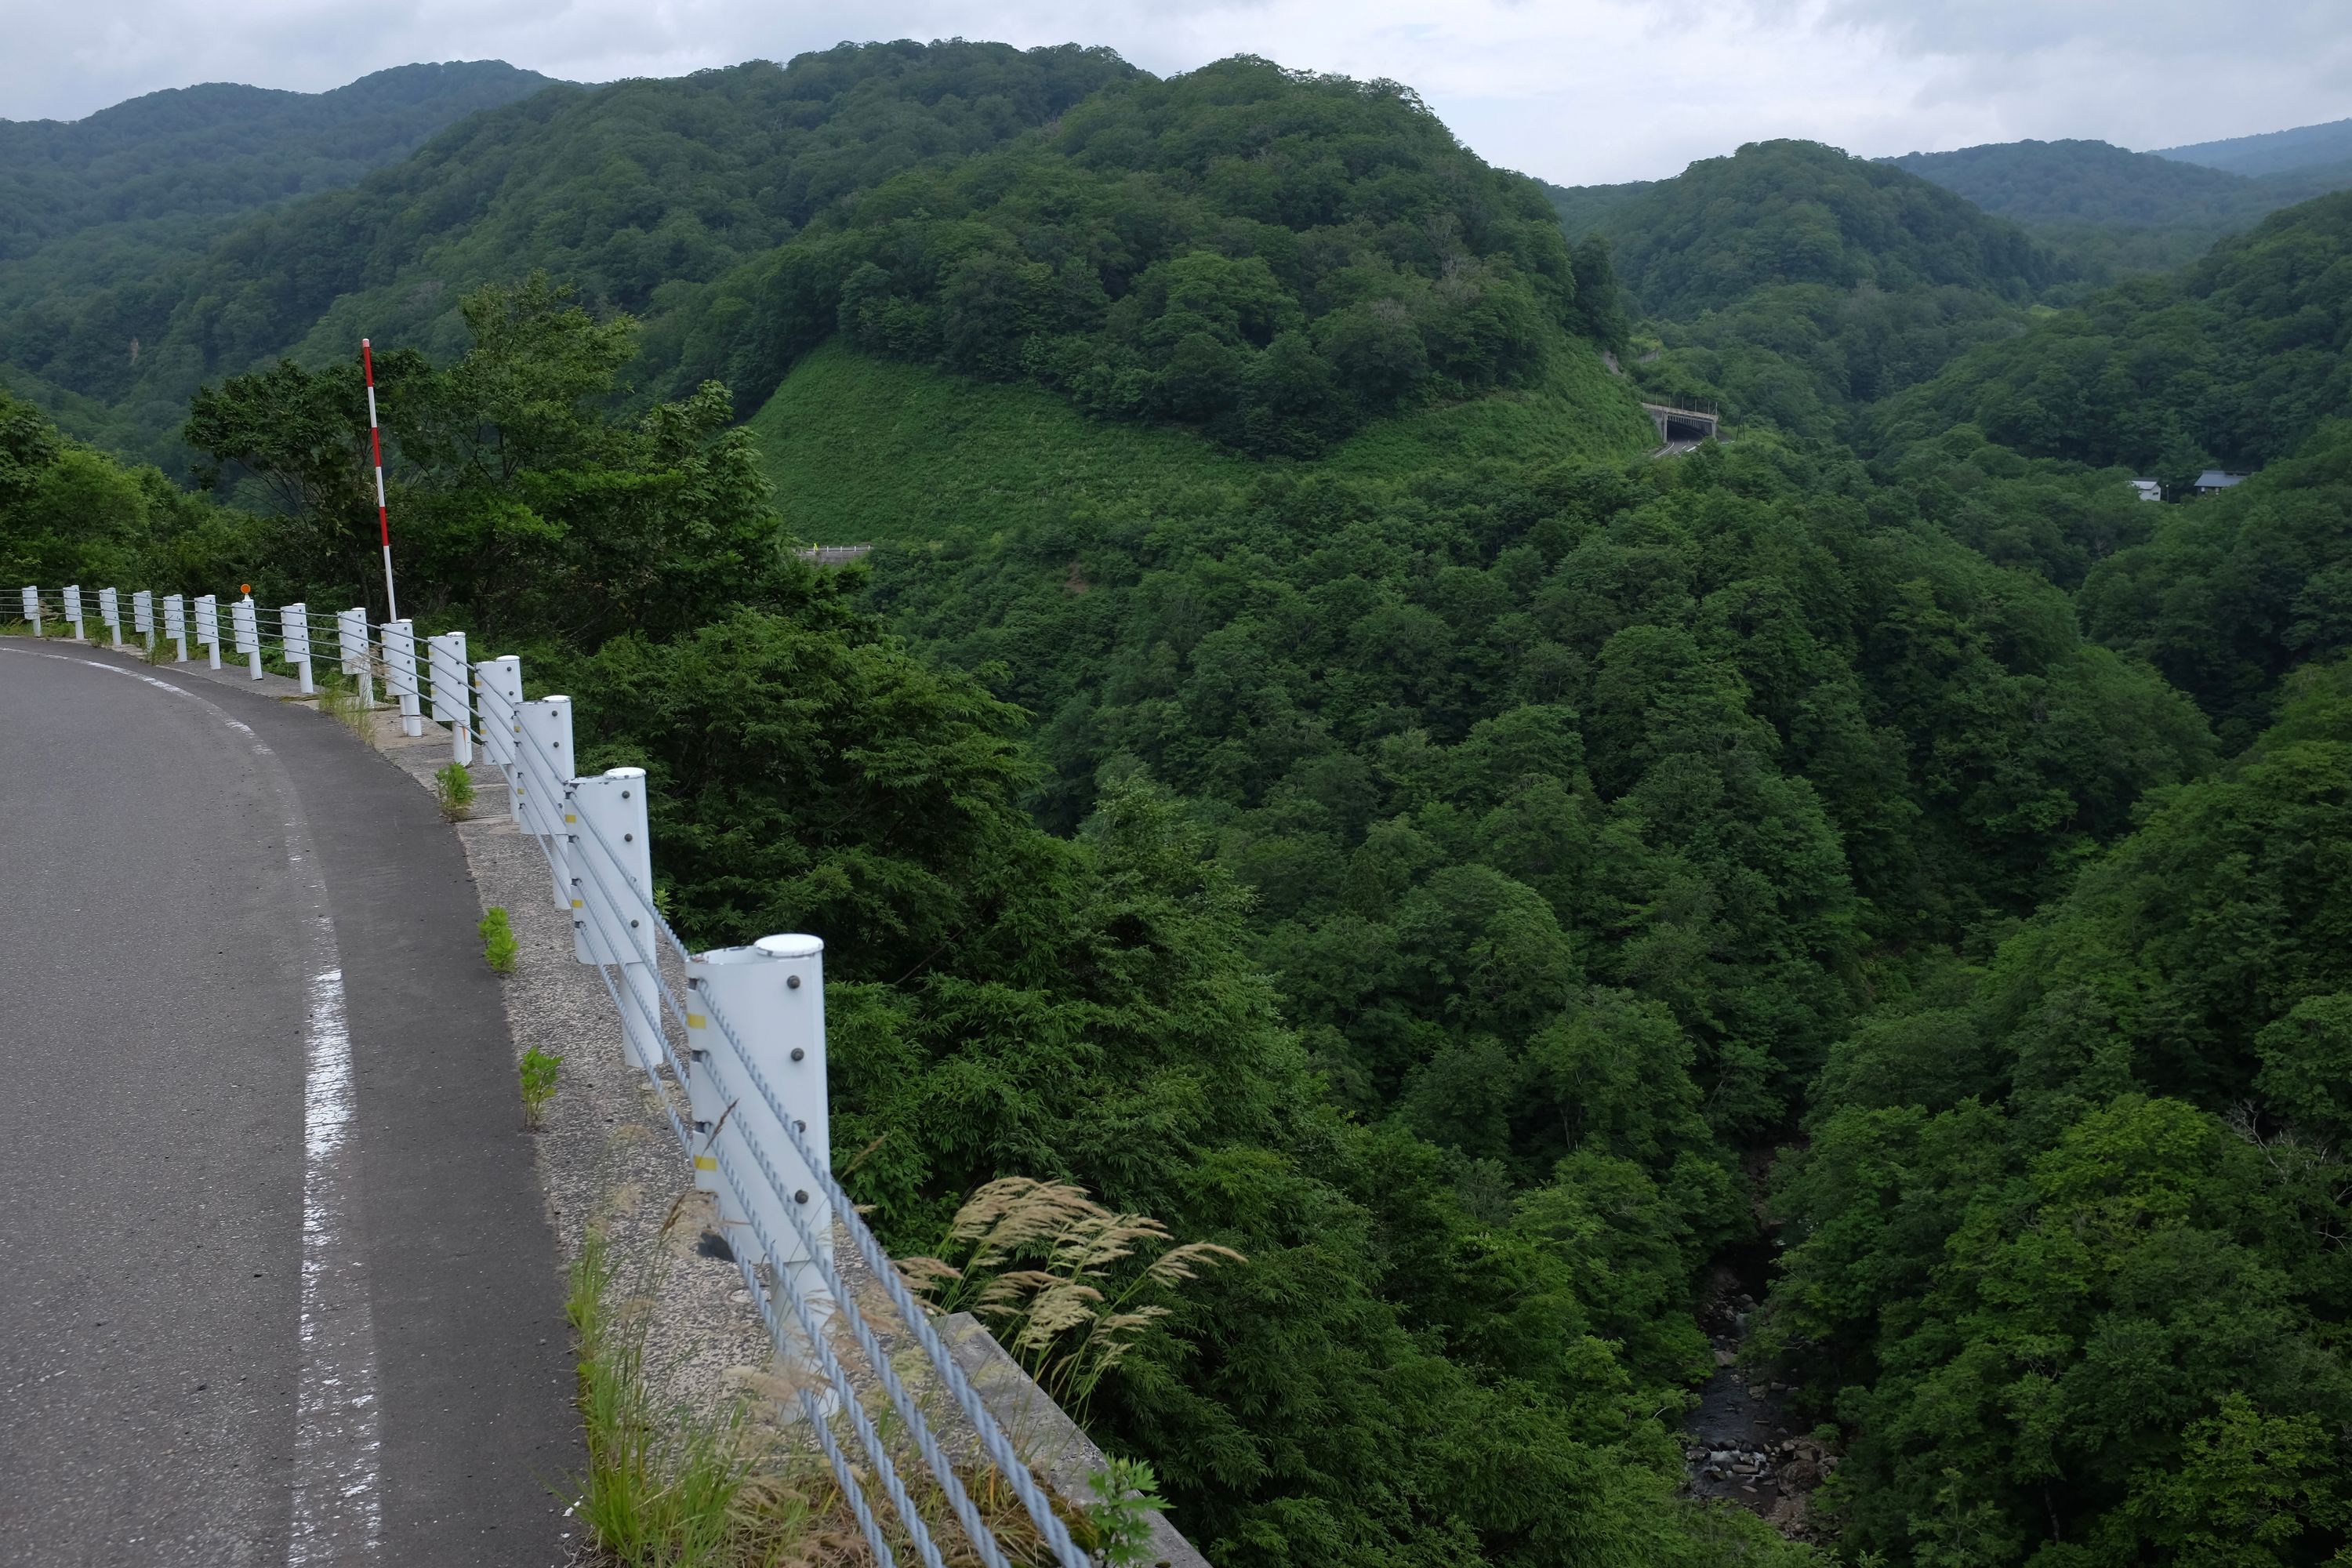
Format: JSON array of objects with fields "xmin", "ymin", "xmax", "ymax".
[{"xmin": 1, "ymin": 0, "xmax": 2343, "ymax": 184}]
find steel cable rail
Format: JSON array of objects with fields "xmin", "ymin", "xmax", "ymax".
[
  {"xmin": 548, "ymin": 749, "xmax": 1062, "ymax": 1568},
  {"xmin": 484, "ymin": 690, "xmax": 695, "ymax": 981},
  {"xmin": 562, "ymin": 815, "xmax": 971, "ymax": 1568},
  {"xmin": 566, "ymin": 840, "xmax": 1030, "ymax": 1568},
  {"xmin": 689, "ymin": 979, "xmax": 1090, "ymax": 1568},
  {"xmin": 567, "ymin": 915, "xmax": 912, "ymax": 1566},
  {"xmin": 563, "ymin": 830, "xmax": 1015, "ymax": 1567},
  {"xmin": 557, "ymin": 826, "xmax": 695, "ymax": 1036},
  {"xmin": 683, "ymin": 984, "xmax": 1022, "ymax": 1568}
]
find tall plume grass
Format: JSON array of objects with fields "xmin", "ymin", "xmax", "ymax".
[{"xmin": 897, "ymin": 1178, "xmax": 1242, "ymax": 1418}]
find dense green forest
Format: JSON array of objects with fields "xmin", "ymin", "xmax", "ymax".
[
  {"xmin": 1543, "ymin": 141, "xmax": 2066, "ymax": 446},
  {"xmin": 650, "ymin": 59, "xmax": 1626, "ymax": 457},
  {"xmin": 1874, "ymin": 194, "xmax": 2352, "ymax": 474},
  {"xmin": 6, "ymin": 41, "xmax": 2351, "ymax": 1568},
  {"xmin": 1564, "ymin": 140, "xmax": 2063, "ymax": 318}
]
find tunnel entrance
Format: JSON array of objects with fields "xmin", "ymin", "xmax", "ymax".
[{"xmin": 1642, "ymin": 401, "xmax": 1720, "ymax": 445}]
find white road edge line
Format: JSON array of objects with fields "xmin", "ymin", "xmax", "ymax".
[{"xmin": 2, "ymin": 644, "xmax": 385, "ymax": 1559}]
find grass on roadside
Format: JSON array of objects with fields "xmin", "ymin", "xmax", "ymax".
[
  {"xmin": 567, "ymin": 1232, "xmax": 818, "ymax": 1567},
  {"xmin": 519, "ymin": 1044, "xmax": 562, "ymax": 1129},
  {"xmin": 317, "ymin": 677, "xmax": 374, "ymax": 739},
  {"xmin": 563, "ymin": 1210, "xmax": 1125, "ymax": 1566},
  {"xmin": 436, "ymin": 760, "xmax": 477, "ymax": 821}
]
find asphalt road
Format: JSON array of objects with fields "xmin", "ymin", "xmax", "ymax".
[{"xmin": 0, "ymin": 643, "xmax": 577, "ymax": 1566}]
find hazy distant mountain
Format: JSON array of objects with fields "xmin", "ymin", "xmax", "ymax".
[
  {"xmin": 1889, "ymin": 139, "xmax": 2256, "ymax": 225},
  {"xmin": 2152, "ymin": 115, "xmax": 2352, "ymax": 176},
  {"xmin": 0, "ymin": 61, "xmax": 559, "ymax": 262},
  {"xmin": 0, "ymin": 60, "xmax": 561, "ymax": 448},
  {"xmin": 1884, "ymin": 135, "xmax": 2352, "ymax": 274}
]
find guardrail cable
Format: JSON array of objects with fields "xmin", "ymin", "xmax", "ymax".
[{"xmin": 692, "ymin": 984, "xmax": 1090, "ymax": 1568}]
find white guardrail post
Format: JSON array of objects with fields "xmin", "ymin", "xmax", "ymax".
[
  {"xmin": 571, "ymin": 768, "xmax": 663, "ymax": 1076},
  {"xmin": 20, "ymin": 586, "xmax": 38, "ymax": 637},
  {"xmin": 687, "ymin": 936, "xmax": 837, "ymax": 1369},
  {"xmin": 164, "ymin": 593, "xmax": 185, "ymax": 660},
  {"xmin": 99, "ymin": 587, "xmax": 121, "ymax": 650},
  {"xmin": 63, "ymin": 584, "xmax": 82, "ymax": 641},
  {"xmin": 381, "ymin": 618, "xmax": 423, "ymax": 735},
  {"xmin": 281, "ymin": 602, "xmax": 312, "ymax": 694},
  {"xmin": 517, "ymin": 695, "xmax": 575, "ymax": 910},
  {"xmin": 232, "ymin": 595, "xmax": 262, "ymax": 680},
  {"xmin": 132, "ymin": 590, "xmax": 153, "ymax": 653},
  {"xmin": 336, "ymin": 608, "xmax": 372, "ymax": 706},
  {"xmin": 194, "ymin": 593, "xmax": 220, "ymax": 668},
  {"xmin": 427, "ymin": 631, "xmax": 470, "ymax": 764},
  {"xmin": 477, "ymin": 655, "xmax": 521, "ymax": 821}
]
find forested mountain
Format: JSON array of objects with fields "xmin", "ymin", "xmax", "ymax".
[
  {"xmin": 8, "ymin": 42, "xmax": 2352, "ymax": 1568},
  {"xmin": 1892, "ymin": 140, "xmax": 2282, "ymax": 227},
  {"xmin": 0, "ymin": 61, "xmax": 557, "ymax": 437},
  {"xmin": 1536, "ymin": 175, "xmax": 1652, "ymax": 238},
  {"xmin": 1887, "ymin": 136, "xmax": 2352, "ymax": 274},
  {"xmin": 2156, "ymin": 114, "xmax": 2352, "ymax": 176},
  {"xmin": 647, "ymin": 58, "xmax": 1624, "ymax": 457},
  {"xmin": 0, "ymin": 43, "xmax": 1134, "ymax": 463}
]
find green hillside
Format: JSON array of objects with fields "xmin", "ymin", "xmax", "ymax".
[
  {"xmin": 750, "ymin": 339, "xmax": 1253, "ymax": 546},
  {"xmin": 747, "ymin": 334, "xmax": 1653, "ymax": 545},
  {"xmin": 1537, "ymin": 174, "xmax": 1653, "ymax": 236},
  {"xmin": 1889, "ymin": 139, "xmax": 2262, "ymax": 227},
  {"xmin": 0, "ymin": 61, "xmax": 559, "ymax": 445},
  {"xmin": 673, "ymin": 56, "xmax": 1623, "ymax": 462},
  {"xmin": 1537, "ymin": 142, "xmax": 2063, "ymax": 441},
  {"xmin": 12, "ymin": 44, "xmax": 2352, "ymax": 1568}
]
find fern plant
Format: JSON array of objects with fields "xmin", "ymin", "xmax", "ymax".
[{"xmin": 1084, "ymin": 1458, "xmax": 1170, "ymax": 1567}]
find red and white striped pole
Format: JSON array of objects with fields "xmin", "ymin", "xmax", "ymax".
[{"xmin": 362, "ymin": 338, "xmax": 397, "ymax": 622}]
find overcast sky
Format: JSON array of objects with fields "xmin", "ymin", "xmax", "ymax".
[{"xmin": 6, "ymin": 0, "xmax": 2347, "ymax": 185}]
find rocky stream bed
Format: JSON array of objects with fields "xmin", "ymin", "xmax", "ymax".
[{"xmin": 1681, "ymin": 1271, "xmax": 1836, "ymax": 1542}]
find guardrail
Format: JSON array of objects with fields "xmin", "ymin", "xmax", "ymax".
[{"xmin": 15, "ymin": 580, "xmax": 1091, "ymax": 1568}]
